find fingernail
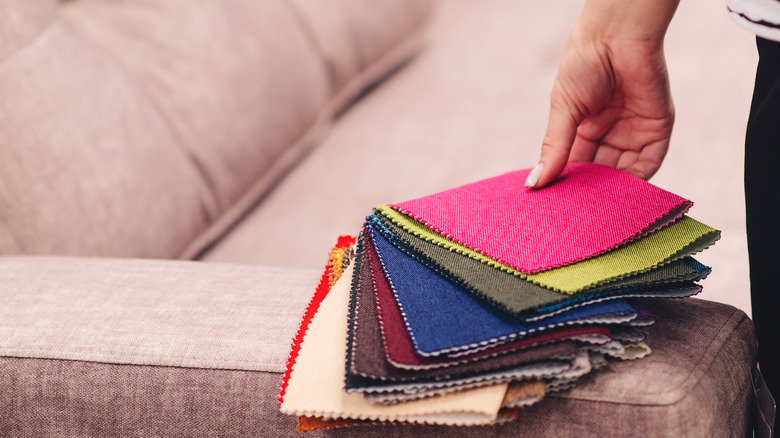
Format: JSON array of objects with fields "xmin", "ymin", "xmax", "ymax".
[{"xmin": 525, "ymin": 162, "xmax": 544, "ymax": 188}]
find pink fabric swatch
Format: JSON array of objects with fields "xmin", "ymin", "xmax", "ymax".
[{"xmin": 390, "ymin": 163, "xmax": 691, "ymax": 273}]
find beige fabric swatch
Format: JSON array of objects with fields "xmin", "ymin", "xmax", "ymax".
[
  {"xmin": 610, "ymin": 342, "xmax": 652, "ymax": 361},
  {"xmin": 501, "ymin": 380, "xmax": 545, "ymax": 408},
  {"xmin": 297, "ymin": 380, "xmax": 544, "ymax": 432},
  {"xmin": 280, "ymin": 262, "xmax": 508, "ymax": 425}
]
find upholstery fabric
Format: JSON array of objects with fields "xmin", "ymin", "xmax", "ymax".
[
  {"xmin": 377, "ymin": 206, "xmax": 720, "ymax": 293},
  {"xmin": 289, "ymin": 0, "xmax": 432, "ymax": 109},
  {"xmin": 0, "ymin": 357, "xmax": 300, "ymax": 438},
  {"xmin": 390, "ymin": 163, "xmax": 692, "ymax": 273},
  {"xmin": 279, "ymin": 261, "xmax": 510, "ymax": 425},
  {"xmin": 346, "ymin": 236, "xmax": 577, "ymax": 391},
  {"xmin": 0, "ymin": 13, "xmax": 213, "ymax": 258},
  {"xmin": 364, "ymin": 229, "xmax": 612, "ymax": 370},
  {"xmin": 512, "ymin": 298, "xmax": 755, "ymax": 437},
  {"xmin": 0, "ymin": 257, "xmax": 318, "ymax": 372},
  {"xmin": 0, "ymin": 0, "xmax": 431, "ymax": 259},
  {"xmin": 369, "ymin": 226, "xmax": 638, "ymax": 356},
  {"xmin": 371, "ymin": 212, "xmax": 709, "ymax": 318}
]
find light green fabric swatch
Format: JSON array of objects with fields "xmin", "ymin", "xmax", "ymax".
[{"xmin": 376, "ymin": 205, "xmax": 720, "ymax": 294}]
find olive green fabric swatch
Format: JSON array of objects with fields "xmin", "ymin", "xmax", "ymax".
[
  {"xmin": 369, "ymin": 213, "xmax": 707, "ymax": 318},
  {"xmin": 375, "ymin": 206, "xmax": 720, "ymax": 294}
]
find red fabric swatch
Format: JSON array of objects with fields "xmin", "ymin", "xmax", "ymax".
[{"xmin": 278, "ymin": 235, "xmax": 355, "ymax": 404}]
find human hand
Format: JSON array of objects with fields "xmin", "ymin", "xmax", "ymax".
[{"xmin": 526, "ymin": 0, "xmax": 679, "ymax": 188}]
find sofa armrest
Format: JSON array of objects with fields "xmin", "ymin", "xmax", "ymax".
[{"xmin": 0, "ymin": 256, "xmax": 318, "ymax": 372}]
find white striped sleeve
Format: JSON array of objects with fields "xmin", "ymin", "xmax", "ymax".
[{"xmin": 728, "ymin": 0, "xmax": 780, "ymax": 41}]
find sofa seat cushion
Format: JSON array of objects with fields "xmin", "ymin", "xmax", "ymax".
[{"xmin": 0, "ymin": 256, "xmax": 756, "ymax": 436}]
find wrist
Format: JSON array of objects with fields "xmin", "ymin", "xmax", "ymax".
[{"xmin": 575, "ymin": 0, "xmax": 680, "ymax": 47}]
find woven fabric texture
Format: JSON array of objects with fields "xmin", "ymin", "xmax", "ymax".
[
  {"xmin": 0, "ymin": 257, "xmax": 317, "ymax": 374},
  {"xmin": 365, "ymin": 229, "xmax": 612, "ymax": 370},
  {"xmin": 369, "ymin": 226, "xmax": 637, "ymax": 356},
  {"xmin": 377, "ymin": 206, "xmax": 719, "ymax": 293},
  {"xmin": 344, "ymin": 361, "xmax": 570, "ymax": 401},
  {"xmin": 370, "ymin": 213, "xmax": 709, "ymax": 318},
  {"xmin": 389, "ymin": 163, "xmax": 691, "ymax": 273},
  {"xmin": 298, "ymin": 387, "xmax": 537, "ymax": 433},
  {"xmin": 347, "ymin": 232, "xmax": 577, "ymax": 389},
  {"xmin": 279, "ymin": 235, "xmax": 355, "ymax": 404},
  {"xmin": 279, "ymin": 258, "xmax": 510, "ymax": 425}
]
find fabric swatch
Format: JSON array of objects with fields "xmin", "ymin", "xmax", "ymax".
[
  {"xmin": 297, "ymin": 407, "xmax": 523, "ymax": 432},
  {"xmin": 611, "ymin": 342, "xmax": 652, "ymax": 361},
  {"xmin": 390, "ymin": 163, "xmax": 691, "ymax": 273},
  {"xmin": 280, "ymin": 260, "xmax": 511, "ymax": 425},
  {"xmin": 297, "ymin": 416, "xmax": 363, "ymax": 432},
  {"xmin": 297, "ymin": 382, "xmax": 542, "ymax": 431},
  {"xmin": 349, "ymin": 231, "xmax": 577, "ymax": 387},
  {"xmin": 368, "ymin": 225, "xmax": 637, "ymax": 357},
  {"xmin": 363, "ymin": 379, "xmax": 547, "ymax": 407},
  {"xmin": 370, "ymin": 212, "xmax": 709, "ymax": 318},
  {"xmin": 377, "ymin": 206, "xmax": 719, "ymax": 293},
  {"xmin": 279, "ymin": 235, "xmax": 356, "ymax": 404},
  {"xmin": 545, "ymin": 351, "xmax": 596, "ymax": 393},
  {"xmin": 345, "ymin": 361, "xmax": 570, "ymax": 400},
  {"xmin": 281, "ymin": 166, "xmax": 719, "ymax": 433},
  {"xmin": 626, "ymin": 303, "xmax": 657, "ymax": 326},
  {"xmin": 502, "ymin": 380, "xmax": 546, "ymax": 408},
  {"xmin": 364, "ymin": 229, "xmax": 613, "ymax": 369}
]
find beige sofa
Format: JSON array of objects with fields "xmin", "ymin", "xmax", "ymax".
[{"xmin": 0, "ymin": 0, "xmax": 759, "ymax": 436}]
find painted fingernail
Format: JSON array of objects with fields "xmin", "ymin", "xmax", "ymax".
[{"xmin": 524, "ymin": 162, "xmax": 544, "ymax": 188}]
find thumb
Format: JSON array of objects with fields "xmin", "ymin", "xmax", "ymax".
[{"xmin": 526, "ymin": 101, "xmax": 580, "ymax": 188}]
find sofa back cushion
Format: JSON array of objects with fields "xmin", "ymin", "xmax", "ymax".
[{"xmin": 0, "ymin": 0, "xmax": 430, "ymax": 258}]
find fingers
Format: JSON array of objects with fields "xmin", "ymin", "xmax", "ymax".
[
  {"xmin": 629, "ymin": 140, "xmax": 668, "ymax": 180},
  {"xmin": 591, "ymin": 141, "xmax": 667, "ymax": 180},
  {"xmin": 527, "ymin": 101, "xmax": 580, "ymax": 188},
  {"xmin": 568, "ymin": 131, "xmax": 598, "ymax": 163}
]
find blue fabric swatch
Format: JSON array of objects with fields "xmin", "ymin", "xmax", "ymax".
[{"xmin": 368, "ymin": 225, "xmax": 638, "ymax": 357}]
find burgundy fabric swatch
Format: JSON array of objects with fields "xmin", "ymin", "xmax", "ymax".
[
  {"xmin": 390, "ymin": 162, "xmax": 691, "ymax": 273},
  {"xmin": 363, "ymin": 229, "xmax": 612, "ymax": 370}
]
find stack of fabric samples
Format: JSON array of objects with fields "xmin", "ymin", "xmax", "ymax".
[{"xmin": 279, "ymin": 162, "xmax": 720, "ymax": 431}]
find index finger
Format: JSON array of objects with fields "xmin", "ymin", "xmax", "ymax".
[{"xmin": 526, "ymin": 103, "xmax": 579, "ymax": 188}]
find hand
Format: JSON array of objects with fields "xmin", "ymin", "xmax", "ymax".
[{"xmin": 526, "ymin": 0, "xmax": 679, "ymax": 188}]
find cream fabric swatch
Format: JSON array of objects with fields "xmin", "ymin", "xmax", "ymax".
[{"xmin": 280, "ymin": 262, "xmax": 509, "ymax": 425}]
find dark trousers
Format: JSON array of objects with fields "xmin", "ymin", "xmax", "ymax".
[{"xmin": 746, "ymin": 37, "xmax": 780, "ymax": 410}]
